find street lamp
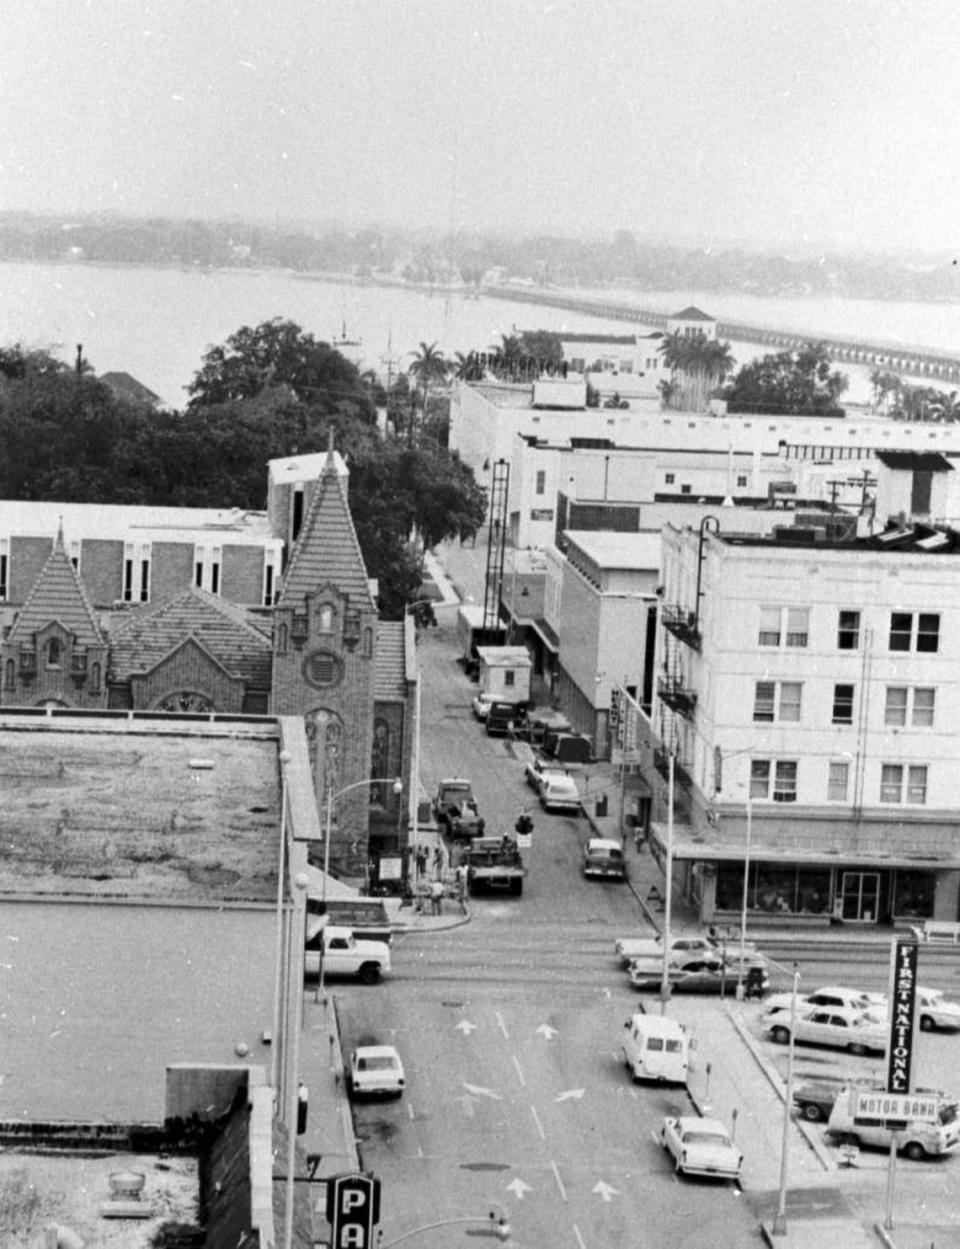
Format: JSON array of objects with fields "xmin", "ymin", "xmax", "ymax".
[
  {"xmin": 271, "ymin": 749, "xmax": 292, "ymax": 1088},
  {"xmin": 378, "ymin": 1204, "xmax": 512, "ymax": 1245},
  {"xmin": 772, "ymin": 969, "xmax": 801, "ymax": 1237},
  {"xmin": 282, "ymin": 869, "xmax": 309, "ymax": 1249},
  {"xmin": 659, "ymin": 749, "xmax": 675, "ymax": 1015},
  {"xmin": 735, "ymin": 792, "xmax": 753, "ymax": 1001},
  {"xmin": 318, "ymin": 775, "xmax": 403, "ymax": 1004}
]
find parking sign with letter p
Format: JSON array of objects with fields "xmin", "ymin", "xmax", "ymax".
[{"xmin": 326, "ymin": 1172, "xmax": 381, "ymax": 1248}]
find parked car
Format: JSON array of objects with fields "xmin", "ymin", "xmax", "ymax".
[
  {"xmin": 659, "ymin": 1115, "xmax": 743, "ymax": 1180},
  {"xmin": 582, "ymin": 838, "xmax": 627, "ymax": 880},
  {"xmin": 539, "ymin": 772, "xmax": 581, "ymax": 814},
  {"xmin": 629, "ymin": 954, "xmax": 769, "ymax": 996},
  {"xmin": 764, "ymin": 1005, "xmax": 888, "ymax": 1055},
  {"xmin": 622, "ymin": 1013, "xmax": 691, "ymax": 1084},
  {"xmin": 916, "ymin": 987, "xmax": 960, "ymax": 1032},
  {"xmin": 792, "ymin": 1080, "xmax": 844, "ymax": 1123},
  {"xmin": 347, "ymin": 1045, "xmax": 405, "ymax": 1097},
  {"xmin": 763, "ymin": 985, "xmax": 885, "ymax": 1016},
  {"xmin": 524, "ymin": 756, "xmax": 568, "ymax": 794},
  {"xmin": 614, "ymin": 932, "xmax": 762, "ymax": 969},
  {"xmin": 471, "ymin": 692, "xmax": 496, "ymax": 720}
]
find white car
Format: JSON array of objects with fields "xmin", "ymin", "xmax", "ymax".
[
  {"xmin": 764, "ymin": 1006, "xmax": 887, "ymax": 1055},
  {"xmin": 917, "ymin": 987, "xmax": 960, "ymax": 1032},
  {"xmin": 659, "ymin": 1115, "xmax": 743, "ymax": 1180},
  {"xmin": 348, "ymin": 1045, "xmax": 405, "ymax": 1097},
  {"xmin": 471, "ymin": 692, "xmax": 496, "ymax": 720},
  {"xmin": 524, "ymin": 756, "xmax": 568, "ymax": 794},
  {"xmin": 615, "ymin": 933, "xmax": 761, "ymax": 969},
  {"xmin": 763, "ymin": 985, "xmax": 885, "ymax": 1016},
  {"xmin": 539, "ymin": 772, "xmax": 581, "ymax": 814}
]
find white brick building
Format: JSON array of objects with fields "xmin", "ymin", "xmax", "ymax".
[{"xmin": 643, "ymin": 515, "xmax": 960, "ymax": 928}]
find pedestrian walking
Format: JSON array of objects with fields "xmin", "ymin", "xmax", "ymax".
[
  {"xmin": 455, "ymin": 863, "xmax": 469, "ymax": 913},
  {"xmin": 429, "ymin": 877, "xmax": 444, "ymax": 916}
]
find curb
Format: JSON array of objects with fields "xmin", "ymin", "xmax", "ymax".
[{"xmin": 329, "ymin": 997, "xmax": 360, "ymax": 1174}]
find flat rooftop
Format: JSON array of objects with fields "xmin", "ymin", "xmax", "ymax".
[
  {"xmin": 0, "ymin": 714, "xmax": 282, "ymax": 902},
  {"xmin": 0, "ymin": 499, "xmax": 275, "ymax": 544}
]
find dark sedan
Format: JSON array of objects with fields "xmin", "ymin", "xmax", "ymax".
[{"xmin": 629, "ymin": 955, "xmax": 769, "ymax": 996}]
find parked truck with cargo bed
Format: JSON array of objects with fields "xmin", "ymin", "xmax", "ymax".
[{"xmin": 464, "ymin": 836, "xmax": 526, "ymax": 896}]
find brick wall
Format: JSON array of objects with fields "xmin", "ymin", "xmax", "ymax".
[
  {"xmin": 129, "ymin": 638, "xmax": 246, "ymax": 711},
  {"xmin": 9, "ymin": 535, "xmax": 51, "ymax": 603},
  {"xmin": 80, "ymin": 538, "xmax": 124, "ymax": 606},
  {"xmin": 222, "ymin": 544, "xmax": 265, "ymax": 605}
]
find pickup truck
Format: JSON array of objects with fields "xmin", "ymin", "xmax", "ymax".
[
  {"xmin": 432, "ymin": 779, "xmax": 486, "ymax": 838},
  {"xmin": 304, "ymin": 923, "xmax": 392, "ymax": 984},
  {"xmin": 464, "ymin": 836, "xmax": 526, "ymax": 896},
  {"xmin": 614, "ymin": 932, "xmax": 763, "ymax": 968}
]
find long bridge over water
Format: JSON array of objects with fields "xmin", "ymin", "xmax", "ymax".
[{"xmin": 485, "ymin": 284, "xmax": 960, "ymax": 386}]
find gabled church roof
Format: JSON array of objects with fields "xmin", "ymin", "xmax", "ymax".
[
  {"xmin": 109, "ymin": 587, "xmax": 272, "ymax": 686},
  {"xmin": 278, "ymin": 448, "xmax": 376, "ymax": 611},
  {"xmin": 7, "ymin": 525, "xmax": 104, "ymax": 646},
  {"xmin": 669, "ymin": 306, "xmax": 714, "ymax": 321}
]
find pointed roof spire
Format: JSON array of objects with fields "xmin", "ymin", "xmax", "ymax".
[
  {"xmin": 278, "ymin": 454, "xmax": 374, "ymax": 610},
  {"xmin": 7, "ymin": 529, "xmax": 104, "ymax": 645}
]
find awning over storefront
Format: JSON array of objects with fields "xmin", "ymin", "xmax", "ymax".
[{"xmin": 647, "ymin": 822, "xmax": 960, "ymax": 872}]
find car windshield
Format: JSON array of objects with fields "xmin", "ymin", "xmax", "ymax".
[
  {"xmin": 682, "ymin": 1130, "xmax": 729, "ymax": 1148},
  {"xmin": 361, "ymin": 1056, "xmax": 398, "ymax": 1071},
  {"xmin": 939, "ymin": 1103, "xmax": 958, "ymax": 1126}
]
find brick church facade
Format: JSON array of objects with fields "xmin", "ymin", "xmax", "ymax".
[{"xmin": 0, "ymin": 450, "xmax": 414, "ymax": 880}]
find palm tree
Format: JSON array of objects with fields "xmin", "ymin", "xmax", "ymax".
[
  {"xmin": 658, "ymin": 332, "xmax": 735, "ymax": 411},
  {"xmin": 408, "ymin": 341, "xmax": 448, "ymax": 444}
]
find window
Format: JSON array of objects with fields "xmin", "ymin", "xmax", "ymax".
[
  {"xmin": 194, "ymin": 545, "xmax": 221, "ymax": 595},
  {"xmin": 890, "ymin": 611, "xmax": 940, "ymax": 653},
  {"xmin": 736, "ymin": 475, "xmax": 748, "ymax": 487},
  {"xmin": 318, "ymin": 604, "xmax": 334, "ymax": 633},
  {"xmin": 750, "ymin": 759, "xmax": 797, "ymax": 803},
  {"xmin": 664, "ymin": 473, "xmax": 675, "ymax": 485},
  {"xmin": 680, "ymin": 484, "xmax": 691, "ymax": 495},
  {"xmin": 535, "ymin": 470, "xmax": 546, "ymax": 496},
  {"xmin": 263, "ymin": 546, "xmax": 281, "ymax": 606},
  {"xmin": 47, "ymin": 638, "xmax": 61, "ymax": 668},
  {"xmin": 758, "ymin": 606, "xmax": 809, "ymax": 648},
  {"xmin": 123, "ymin": 542, "xmax": 151, "ymax": 603},
  {"xmin": 885, "ymin": 687, "xmax": 936, "ymax": 727},
  {"xmin": 832, "ymin": 684, "xmax": 854, "ymax": 725},
  {"xmin": 838, "ymin": 610, "xmax": 860, "ymax": 650},
  {"xmin": 753, "ymin": 681, "xmax": 802, "ymax": 722},
  {"xmin": 880, "ymin": 764, "xmax": 928, "ymax": 805},
  {"xmin": 505, "ymin": 670, "xmax": 515, "ymax": 687},
  {"xmin": 828, "ymin": 761, "xmax": 849, "ymax": 802}
]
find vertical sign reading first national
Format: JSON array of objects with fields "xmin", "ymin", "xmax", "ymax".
[{"xmin": 886, "ymin": 939, "xmax": 919, "ymax": 1094}]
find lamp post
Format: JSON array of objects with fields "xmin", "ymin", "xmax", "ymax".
[
  {"xmin": 282, "ymin": 870, "xmax": 309, "ymax": 1249},
  {"xmin": 271, "ymin": 749, "xmax": 292, "ymax": 1088},
  {"xmin": 772, "ymin": 969, "xmax": 801, "ymax": 1237},
  {"xmin": 378, "ymin": 1204, "xmax": 512, "ymax": 1245},
  {"xmin": 735, "ymin": 793, "xmax": 753, "ymax": 1001},
  {"xmin": 318, "ymin": 776, "xmax": 402, "ymax": 1004},
  {"xmin": 660, "ymin": 749, "xmax": 675, "ymax": 1015}
]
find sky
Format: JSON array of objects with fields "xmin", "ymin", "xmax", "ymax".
[{"xmin": 2, "ymin": 0, "xmax": 959, "ymax": 254}]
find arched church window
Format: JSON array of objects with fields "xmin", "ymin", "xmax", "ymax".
[
  {"xmin": 277, "ymin": 623, "xmax": 288, "ymax": 655},
  {"xmin": 4, "ymin": 659, "xmax": 14, "ymax": 690},
  {"xmin": 371, "ymin": 719, "xmax": 391, "ymax": 805},
  {"xmin": 318, "ymin": 604, "xmax": 334, "ymax": 634},
  {"xmin": 47, "ymin": 638, "xmax": 61, "ymax": 668}
]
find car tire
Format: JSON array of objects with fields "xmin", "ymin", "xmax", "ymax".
[
  {"xmin": 801, "ymin": 1103, "xmax": 824, "ymax": 1122},
  {"xmin": 903, "ymin": 1140, "xmax": 926, "ymax": 1162},
  {"xmin": 359, "ymin": 963, "xmax": 381, "ymax": 985},
  {"xmin": 919, "ymin": 1015, "xmax": 935, "ymax": 1032},
  {"xmin": 771, "ymin": 1026, "xmax": 790, "ymax": 1045}
]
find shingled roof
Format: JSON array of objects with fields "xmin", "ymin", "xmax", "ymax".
[
  {"xmin": 670, "ymin": 305, "xmax": 714, "ymax": 321},
  {"xmin": 109, "ymin": 587, "xmax": 272, "ymax": 686},
  {"xmin": 277, "ymin": 449, "xmax": 375, "ymax": 610},
  {"xmin": 7, "ymin": 526, "xmax": 104, "ymax": 646},
  {"xmin": 374, "ymin": 620, "xmax": 408, "ymax": 700}
]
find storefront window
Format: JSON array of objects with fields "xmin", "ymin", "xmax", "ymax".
[
  {"xmin": 714, "ymin": 863, "xmax": 830, "ymax": 915},
  {"xmin": 892, "ymin": 870, "xmax": 934, "ymax": 919}
]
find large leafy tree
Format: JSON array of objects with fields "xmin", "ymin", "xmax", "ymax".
[
  {"xmin": 721, "ymin": 342, "xmax": 848, "ymax": 416},
  {"xmin": 186, "ymin": 317, "xmax": 375, "ymax": 420}
]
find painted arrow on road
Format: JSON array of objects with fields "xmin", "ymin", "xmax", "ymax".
[
  {"xmin": 463, "ymin": 1081, "xmax": 503, "ymax": 1100},
  {"xmin": 536, "ymin": 1023, "xmax": 558, "ymax": 1040},
  {"xmin": 456, "ymin": 1019, "xmax": 477, "ymax": 1035},
  {"xmin": 555, "ymin": 1088, "xmax": 585, "ymax": 1102},
  {"xmin": 593, "ymin": 1181, "xmax": 620, "ymax": 1202},
  {"xmin": 506, "ymin": 1178, "xmax": 533, "ymax": 1200}
]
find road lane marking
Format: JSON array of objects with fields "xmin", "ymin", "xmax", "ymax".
[
  {"xmin": 495, "ymin": 1011, "xmax": 509, "ymax": 1039},
  {"xmin": 550, "ymin": 1159, "xmax": 567, "ymax": 1200},
  {"xmin": 456, "ymin": 1019, "xmax": 477, "ymax": 1035},
  {"xmin": 573, "ymin": 1224, "xmax": 587, "ymax": 1249},
  {"xmin": 506, "ymin": 1177, "xmax": 533, "ymax": 1200},
  {"xmin": 463, "ymin": 1081, "xmax": 502, "ymax": 1100},
  {"xmin": 593, "ymin": 1180, "xmax": 619, "ymax": 1202},
  {"xmin": 512, "ymin": 1055, "xmax": 526, "ymax": 1086},
  {"xmin": 555, "ymin": 1088, "xmax": 584, "ymax": 1102},
  {"xmin": 536, "ymin": 1023, "xmax": 558, "ymax": 1039},
  {"xmin": 530, "ymin": 1104, "xmax": 545, "ymax": 1140}
]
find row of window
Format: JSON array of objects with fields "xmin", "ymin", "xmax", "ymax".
[
  {"xmin": 754, "ymin": 680, "xmax": 937, "ymax": 727},
  {"xmin": 759, "ymin": 607, "xmax": 940, "ymax": 653},
  {"xmin": 750, "ymin": 758, "xmax": 928, "ymax": 805},
  {"xmin": 664, "ymin": 473, "xmax": 749, "ymax": 489}
]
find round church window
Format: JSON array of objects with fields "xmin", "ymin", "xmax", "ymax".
[{"xmin": 304, "ymin": 650, "xmax": 342, "ymax": 689}]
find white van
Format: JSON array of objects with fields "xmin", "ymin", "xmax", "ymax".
[
  {"xmin": 621, "ymin": 1012, "xmax": 691, "ymax": 1084},
  {"xmin": 827, "ymin": 1086, "xmax": 960, "ymax": 1160}
]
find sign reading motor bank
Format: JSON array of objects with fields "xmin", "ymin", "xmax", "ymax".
[
  {"xmin": 886, "ymin": 939, "xmax": 919, "ymax": 1094},
  {"xmin": 852, "ymin": 1089, "xmax": 940, "ymax": 1125}
]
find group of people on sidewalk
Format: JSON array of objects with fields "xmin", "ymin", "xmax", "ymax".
[{"xmin": 411, "ymin": 843, "xmax": 469, "ymax": 916}]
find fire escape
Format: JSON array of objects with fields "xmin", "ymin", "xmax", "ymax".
[{"xmin": 483, "ymin": 459, "xmax": 510, "ymax": 630}]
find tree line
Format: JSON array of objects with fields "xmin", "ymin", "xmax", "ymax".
[{"xmin": 0, "ymin": 321, "xmax": 486, "ymax": 618}]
